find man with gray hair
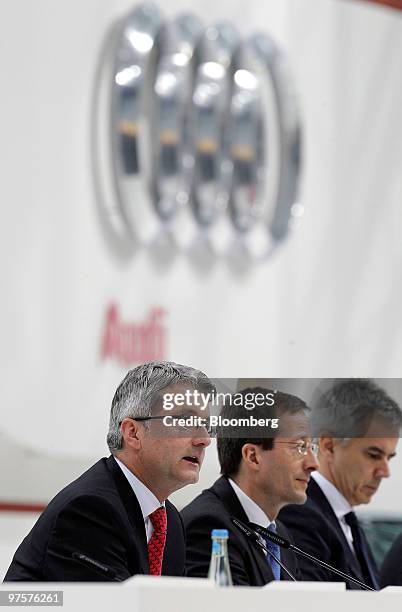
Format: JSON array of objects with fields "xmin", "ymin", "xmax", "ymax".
[
  {"xmin": 279, "ymin": 378, "xmax": 402, "ymax": 590},
  {"xmin": 4, "ymin": 361, "xmax": 213, "ymax": 581}
]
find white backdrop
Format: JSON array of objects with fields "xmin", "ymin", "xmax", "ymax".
[{"xmin": 1, "ymin": 0, "xmax": 402, "ymax": 568}]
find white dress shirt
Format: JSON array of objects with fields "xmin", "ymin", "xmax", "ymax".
[
  {"xmin": 228, "ymin": 478, "xmax": 276, "ymax": 528},
  {"xmin": 114, "ymin": 457, "xmax": 165, "ymax": 542},
  {"xmin": 228, "ymin": 477, "xmax": 276, "ymax": 558},
  {"xmin": 311, "ymin": 471, "xmax": 355, "ymax": 552}
]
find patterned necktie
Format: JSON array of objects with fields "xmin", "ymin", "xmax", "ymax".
[
  {"xmin": 344, "ymin": 511, "xmax": 379, "ymax": 590},
  {"xmin": 262, "ymin": 524, "xmax": 281, "ymax": 580},
  {"xmin": 147, "ymin": 507, "xmax": 167, "ymax": 576}
]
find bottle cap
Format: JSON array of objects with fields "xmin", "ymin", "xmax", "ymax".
[{"xmin": 211, "ymin": 529, "xmax": 229, "ymax": 538}]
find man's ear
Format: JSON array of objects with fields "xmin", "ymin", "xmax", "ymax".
[
  {"xmin": 120, "ymin": 417, "xmax": 142, "ymax": 450},
  {"xmin": 241, "ymin": 443, "xmax": 261, "ymax": 471}
]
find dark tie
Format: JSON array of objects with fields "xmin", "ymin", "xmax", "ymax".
[
  {"xmin": 148, "ymin": 507, "xmax": 167, "ymax": 576},
  {"xmin": 344, "ymin": 511, "xmax": 379, "ymax": 590},
  {"xmin": 262, "ymin": 524, "xmax": 281, "ymax": 580}
]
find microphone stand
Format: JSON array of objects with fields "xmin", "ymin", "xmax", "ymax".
[
  {"xmin": 248, "ymin": 522, "xmax": 375, "ymax": 592},
  {"xmin": 231, "ymin": 517, "xmax": 296, "ymax": 581},
  {"xmin": 72, "ymin": 552, "xmax": 124, "ymax": 581},
  {"xmin": 252, "ymin": 537, "xmax": 297, "ymax": 581}
]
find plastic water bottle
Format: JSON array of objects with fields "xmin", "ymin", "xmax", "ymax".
[{"xmin": 207, "ymin": 529, "xmax": 233, "ymax": 586}]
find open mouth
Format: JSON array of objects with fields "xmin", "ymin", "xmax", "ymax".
[{"xmin": 183, "ymin": 456, "xmax": 200, "ymax": 465}]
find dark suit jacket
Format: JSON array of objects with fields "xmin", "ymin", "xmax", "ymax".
[
  {"xmin": 181, "ymin": 476, "xmax": 300, "ymax": 586},
  {"xmin": 380, "ymin": 532, "xmax": 402, "ymax": 587},
  {"xmin": 279, "ymin": 478, "xmax": 378, "ymax": 589},
  {"xmin": 4, "ymin": 456, "xmax": 185, "ymax": 581}
]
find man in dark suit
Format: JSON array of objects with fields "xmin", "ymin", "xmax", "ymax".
[
  {"xmin": 380, "ymin": 531, "xmax": 402, "ymax": 587},
  {"xmin": 182, "ymin": 388, "xmax": 319, "ymax": 585},
  {"xmin": 4, "ymin": 361, "xmax": 213, "ymax": 581},
  {"xmin": 279, "ymin": 379, "xmax": 402, "ymax": 590}
]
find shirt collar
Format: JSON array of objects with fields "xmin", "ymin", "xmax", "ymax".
[
  {"xmin": 114, "ymin": 457, "xmax": 164, "ymax": 519},
  {"xmin": 228, "ymin": 478, "xmax": 276, "ymax": 528},
  {"xmin": 312, "ymin": 471, "xmax": 353, "ymax": 519}
]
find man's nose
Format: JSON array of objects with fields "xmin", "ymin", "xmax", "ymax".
[
  {"xmin": 192, "ymin": 430, "xmax": 211, "ymax": 447},
  {"xmin": 375, "ymin": 458, "xmax": 391, "ymax": 479},
  {"xmin": 304, "ymin": 448, "xmax": 319, "ymax": 471}
]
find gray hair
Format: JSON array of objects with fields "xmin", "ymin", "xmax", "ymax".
[
  {"xmin": 107, "ymin": 361, "xmax": 215, "ymax": 452},
  {"xmin": 311, "ymin": 378, "xmax": 402, "ymax": 441}
]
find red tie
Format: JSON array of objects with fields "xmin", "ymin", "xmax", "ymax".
[{"xmin": 147, "ymin": 507, "xmax": 167, "ymax": 576}]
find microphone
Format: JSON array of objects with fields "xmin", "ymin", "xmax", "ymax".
[
  {"xmin": 72, "ymin": 552, "xmax": 123, "ymax": 581},
  {"xmin": 249, "ymin": 523, "xmax": 375, "ymax": 592},
  {"xmin": 231, "ymin": 517, "xmax": 297, "ymax": 581}
]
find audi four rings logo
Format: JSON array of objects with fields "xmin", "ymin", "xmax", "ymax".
[{"xmin": 93, "ymin": 2, "xmax": 302, "ymax": 261}]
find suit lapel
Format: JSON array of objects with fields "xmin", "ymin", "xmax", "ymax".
[
  {"xmin": 211, "ymin": 477, "xmax": 274, "ymax": 584},
  {"xmin": 308, "ymin": 479, "xmax": 365, "ymax": 582},
  {"xmin": 106, "ymin": 455, "xmax": 149, "ymax": 573},
  {"xmin": 162, "ymin": 501, "xmax": 184, "ymax": 575}
]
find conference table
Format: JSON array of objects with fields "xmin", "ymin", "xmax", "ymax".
[{"xmin": 0, "ymin": 576, "xmax": 401, "ymax": 610}]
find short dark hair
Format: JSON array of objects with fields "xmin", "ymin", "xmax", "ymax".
[
  {"xmin": 217, "ymin": 387, "xmax": 308, "ymax": 477},
  {"xmin": 311, "ymin": 378, "xmax": 402, "ymax": 439}
]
